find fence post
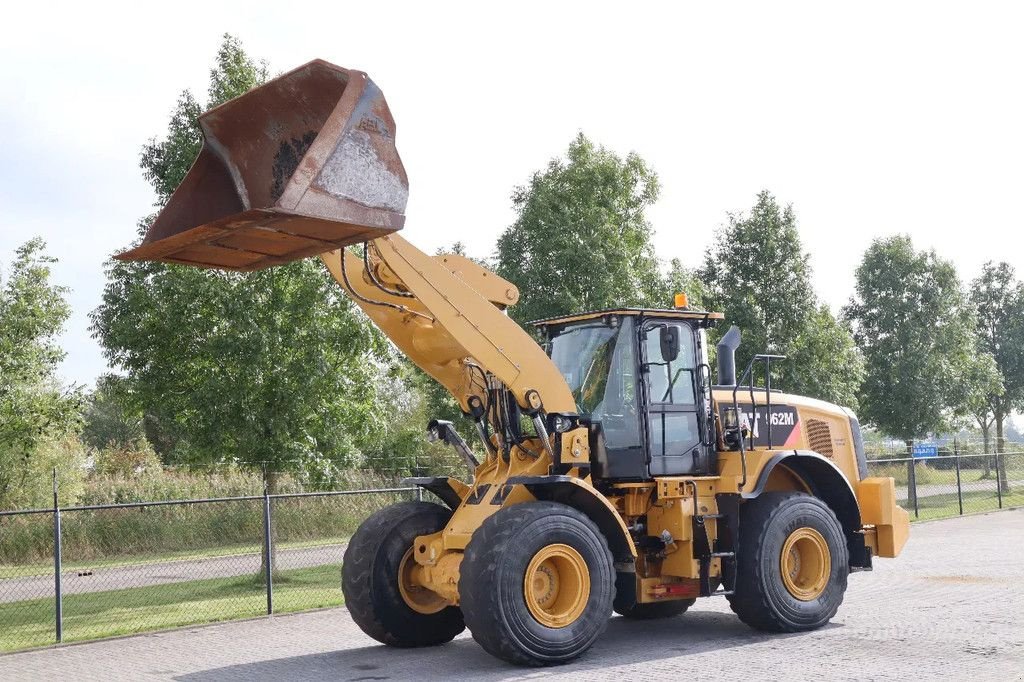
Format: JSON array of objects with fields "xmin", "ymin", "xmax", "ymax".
[
  {"xmin": 995, "ymin": 452, "xmax": 1003, "ymax": 509},
  {"xmin": 52, "ymin": 468, "xmax": 63, "ymax": 644},
  {"xmin": 262, "ymin": 465, "xmax": 274, "ymax": 615},
  {"xmin": 954, "ymin": 439, "xmax": 963, "ymax": 516},
  {"xmin": 908, "ymin": 457, "xmax": 919, "ymax": 519}
]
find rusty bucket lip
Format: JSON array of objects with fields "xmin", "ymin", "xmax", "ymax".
[
  {"xmin": 199, "ymin": 57, "xmax": 365, "ymax": 122},
  {"xmin": 115, "ymin": 208, "xmax": 401, "ymax": 271}
]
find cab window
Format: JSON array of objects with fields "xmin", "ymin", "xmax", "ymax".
[{"xmin": 643, "ymin": 322, "xmax": 696, "ymax": 405}]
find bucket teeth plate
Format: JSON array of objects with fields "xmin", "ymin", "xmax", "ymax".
[{"xmin": 118, "ymin": 59, "xmax": 407, "ymax": 271}]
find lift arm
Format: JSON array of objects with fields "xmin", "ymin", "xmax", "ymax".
[{"xmin": 320, "ymin": 236, "xmax": 577, "ymax": 415}]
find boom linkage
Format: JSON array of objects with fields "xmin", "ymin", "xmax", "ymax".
[{"xmin": 320, "ymin": 236, "xmax": 583, "ymax": 465}]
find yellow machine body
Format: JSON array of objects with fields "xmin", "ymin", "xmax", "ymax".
[{"xmin": 120, "ymin": 59, "xmax": 908, "ymax": 659}]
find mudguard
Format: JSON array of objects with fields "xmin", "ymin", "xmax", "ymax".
[
  {"xmin": 746, "ymin": 450, "xmax": 871, "ymax": 569},
  {"xmin": 506, "ymin": 475, "xmax": 637, "ymax": 562}
]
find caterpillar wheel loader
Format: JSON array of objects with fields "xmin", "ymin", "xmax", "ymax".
[{"xmin": 120, "ymin": 59, "xmax": 910, "ymax": 666}]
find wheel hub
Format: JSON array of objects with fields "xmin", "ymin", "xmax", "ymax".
[
  {"xmin": 524, "ymin": 543, "xmax": 590, "ymax": 628},
  {"xmin": 398, "ymin": 547, "xmax": 447, "ymax": 614},
  {"xmin": 780, "ymin": 527, "xmax": 831, "ymax": 601}
]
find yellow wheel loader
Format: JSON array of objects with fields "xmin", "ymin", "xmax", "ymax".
[{"xmin": 120, "ymin": 59, "xmax": 910, "ymax": 666}]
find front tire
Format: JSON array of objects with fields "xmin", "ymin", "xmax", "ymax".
[
  {"xmin": 341, "ymin": 501, "xmax": 465, "ymax": 647},
  {"xmin": 728, "ymin": 492, "xmax": 849, "ymax": 632},
  {"xmin": 459, "ymin": 502, "xmax": 615, "ymax": 666}
]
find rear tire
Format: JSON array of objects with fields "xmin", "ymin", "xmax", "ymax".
[
  {"xmin": 341, "ymin": 501, "xmax": 465, "ymax": 647},
  {"xmin": 459, "ymin": 502, "xmax": 615, "ymax": 666},
  {"xmin": 728, "ymin": 492, "xmax": 848, "ymax": 632}
]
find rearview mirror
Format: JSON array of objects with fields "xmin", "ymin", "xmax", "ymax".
[{"xmin": 659, "ymin": 325, "xmax": 680, "ymax": 363}]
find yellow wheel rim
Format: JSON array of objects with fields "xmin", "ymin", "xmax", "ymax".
[
  {"xmin": 397, "ymin": 547, "xmax": 446, "ymax": 615},
  {"xmin": 780, "ymin": 527, "xmax": 831, "ymax": 601},
  {"xmin": 523, "ymin": 543, "xmax": 590, "ymax": 628}
]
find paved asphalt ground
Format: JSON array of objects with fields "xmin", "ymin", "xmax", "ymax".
[{"xmin": 1, "ymin": 509, "xmax": 1020, "ymax": 681}]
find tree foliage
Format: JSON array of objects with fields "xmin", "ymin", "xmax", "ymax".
[
  {"xmin": 663, "ymin": 258, "xmax": 708, "ymax": 310},
  {"xmin": 81, "ymin": 373, "xmax": 145, "ymax": 450},
  {"xmin": 969, "ymin": 262, "xmax": 1024, "ymax": 452},
  {"xmin": 843, "ymin": 235, "xmax": 976, "ymax": 442},
  {"xmin": 139, "ymin": 35, "xmax": 267, "ymax": 204},
  {"xmin": 495, "ymin": 133, "xmax": 668, "ymax": 325},
  {"xmin": 91, "ymin": 35, "xmax": 402, "ymax": 477},
  {"xmin": 701, "ymin": 191, "xmax": 863, "ymax": 407},
  {"xmin": 957, "ymin": 351, "xmax": 1003, "ymax": 454},
  {"xmin": 0, "ymin": 239, "xmax": 84, "ymax": 507}
]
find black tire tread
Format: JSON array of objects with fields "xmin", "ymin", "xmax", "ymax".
[
  {"xmin": 727, "ymin": 491, "xmax": 848, "ymax": 632},
  {"xmin": 460, "ymin": 502, "xmax": 615, "ymax": 666},
  {"xmin": 341, "ymin": 501, "xmax": 464, "ymax": 647}
]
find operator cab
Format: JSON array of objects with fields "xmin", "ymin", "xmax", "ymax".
[{"xmin": 533, "ymin": 307, "xmax": 724, "ymax": 481}]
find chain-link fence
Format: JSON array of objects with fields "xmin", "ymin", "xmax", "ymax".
[
  {"xmin": 0, "ymin": 464, "xmax": 447, "ymax": 654},
  {"xmin": 2, "ymin": 450, "xmax": 1020, "ymax": 654},
  {"xmin": 866, "ymin": 450, "xmax": 1024, "ymax": 521}
]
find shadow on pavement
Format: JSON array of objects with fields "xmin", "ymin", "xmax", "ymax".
[{"xmin": 176, "ymin": 611, "xmax": 827, "ymax": 681}]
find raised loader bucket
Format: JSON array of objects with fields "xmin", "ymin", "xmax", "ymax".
[{"xmin": 118, "ymin": 59, "xmax": 408, "ymax": 271}]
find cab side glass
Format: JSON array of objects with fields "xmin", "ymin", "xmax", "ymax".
[{"xmin": 645, "ymin": 324, "xmax": 696, "ymax": 405}]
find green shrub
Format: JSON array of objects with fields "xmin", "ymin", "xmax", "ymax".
[
  {"xmin": 0, "ymin": 432, "xmax": 87, "ymax": 511},
  {"xmin": 870, "ymin": 461, "xmax": 940, "ymax": 486},
  {"xmin": 92, "ymin": 439, "xmax": 162, "ymax": 477},
  {"xmin": 0, "ymin": 464, "xmax": 420, "ymax": 565}
]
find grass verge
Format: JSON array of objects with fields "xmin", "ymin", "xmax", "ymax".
[
  {"xmin": 0, "ymin": 564, "xmax": 343, "ymax": 653},
  {"xmin": 904, "ymin": 489, "xmax": 1024, "ymax": 522}
]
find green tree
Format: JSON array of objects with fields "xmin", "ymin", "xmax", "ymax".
[
  {"xmin": 701, "ymin": 191, "xmax": 863, "ymax": 407},
  {"xmin": 958, "ymin": 351, "xmax": 1003, "ymax": 477},
  {"xmin": 843, "ymin": 235, "xmax": 976, "ymax": 445},
  {"xmin": 443, "ymin": 241, "xmax": 480, "ymax": 264},
  {"xmin": 844, "ymin": 236, "xmax": 976, "ymax": 509},
  {"xmin": 81, "ymin": 374, "xmax": 146, "ymax": 450},
  {"xmin": 790, "ymin": 304, "xmax": 865, "ymax": 410},
  {"xmin": 495, "ymin": 133, "xmax": 666, "ymax": 325},
  {"xmin": 139, "ymin": 35, "xmax": 267, "ymax": 204},
  {"xmin": 91, "ymin": 35, "xmax": 399, "ymax": 481},
  {"xmin": 969, "ymin": 261, "xmax": 1024, "ymax": 491},
  {"xmin": 92, "ymin": 35, "xmax": 414, "ymax": 578},
  {"xmin": 0, "ymin": 239, "xmax": 84, "ymax": 508},
  {"xmin": 662, "ymin": 258, "xmax": 707, "ymax": 310}
]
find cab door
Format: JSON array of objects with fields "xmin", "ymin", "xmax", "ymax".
[{"xmin": 641, "ymin": 320, "xmax": 708, "ymax": 476}]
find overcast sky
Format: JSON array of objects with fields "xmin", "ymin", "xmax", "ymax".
[{"xmin": 2, "ymin": 1, "xmax": 1022, "ymax": 391}]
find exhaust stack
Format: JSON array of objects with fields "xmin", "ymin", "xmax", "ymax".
[
  {"xmin": 717, "ymin": 325, "xmax": 741, "ymax": 386},
  {"xmin": 118, "ymin": 59, "xmax": 408, "ymax": 271}
]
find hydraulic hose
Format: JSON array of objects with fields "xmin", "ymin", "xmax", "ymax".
[
  {"xmin": 339, "ymin": 249, "xmax": 431, "ymax": 321},
  {"xmin": 363, "ymin": 243, "xmax": 414, "ymax": 298}
]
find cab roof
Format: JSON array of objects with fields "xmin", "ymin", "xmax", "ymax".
[{"xmin": 531, "ymin": 307, "xmax": 725, "ymax": 329}]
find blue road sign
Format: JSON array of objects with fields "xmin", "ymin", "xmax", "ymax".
[{"xmin": 912, "ymin": 444, "xmax": 938, "ymax": 459}]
